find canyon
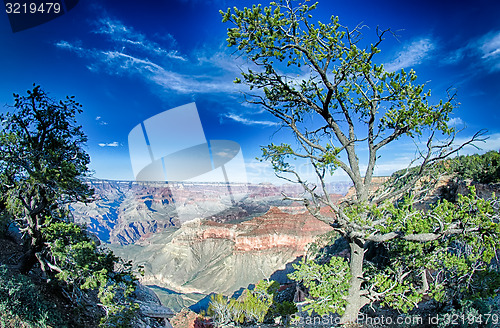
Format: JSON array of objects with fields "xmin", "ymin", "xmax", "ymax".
[{"xmin": 71, "ymin": 179, "xmax": 351, "ymax": 310}]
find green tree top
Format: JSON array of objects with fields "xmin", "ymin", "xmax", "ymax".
[
  {"xmin": 0, "ymin": 85, "xmax": 140, "ymax": 327},
  {"xmin": 0, "ymin": 84, "xmax": 93, "ymax": 273},
  {"xmin": 221, "ymin": 1, "xmax": 489, "ymax": 323}
]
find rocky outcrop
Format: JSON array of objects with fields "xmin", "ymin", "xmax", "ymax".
[
  {"xmin": 342, "ymin": 176, "xmax": 390, "ymax": 201},
  {"xmin": 172, "ymin": 207, "xmax": 333, "ymax": 254},
  {"xmin": 170, "ymin": 309, "xmax": 212, "ymax": 328},
  {"xmin": 456, "ymin": 179, "xmax": 500, "ymax": 199},
  {"xmin": 132, "ymin": 282, "xmax": 175, "ymax": 328},
  {"xmin": 72, "ymin": 179, "xmax": 349, "ymax": 245},
  {"xmin": 110, "ymin": 207, "xmax": 333, "ymax": 296},
  {"xmin": 235, "ymin": 207, "xmax": 333, "ymax": 252}
]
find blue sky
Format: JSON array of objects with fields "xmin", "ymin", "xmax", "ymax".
[{"xmin": 0, "ymin": 0, "xmax": 499, "ymax": 184}]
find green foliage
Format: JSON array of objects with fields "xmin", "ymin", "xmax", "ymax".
[
  {"xmin": 435, "ymin": 298, "xmax": 500, "ymax": 328},
  {"xmin": 42, "ymin": 221, "xmax": 139, "ymax": 327},
  {"xmin": 389, "ymin": 151, "xmax": 500, "ymax": 198},
  {"xmin": 0, "ymin": 86, "xmax": 140, "ymax": 327},
  {"xmin": 0, "ymin": 85, "xmax": 93, "ymax": 274},
  {"xmin": 289, "ymin": 188, "xmax": 500, "ymax": 316},
  {"xmin": 0, "ymin": 265, "xmax": 64, "ymax": 327},
  {"xmin": 447, "ymin": 151, "xmax": 500, "ymax": 184},
  {"xmin": 288, "ymin": 256, "xmax": 350, "ymax": 316},
  {"xmin": 208, "ymin": 280, "xmax": 296, "ymax": 326},
  {"xmin": 207, "ymin": 294, "xmax": 232, "ymax": 326},
  {"xmin": 221, "ymin": 0, "xmax": 496, "ymax": 322},
  {"xmin": 0, "ymin": 84, "xmax": 92, "ymax": 219},
  {"xmin": 274, "ymin": 301, "xmax": 297, "ymax": 326},
  {"xmin": 371, "ymin": 188, "xmax": 500, "ymax": 306},
  {"xmin": 221, "ymin": 0, "xmax": 455, "ymax": 151}
]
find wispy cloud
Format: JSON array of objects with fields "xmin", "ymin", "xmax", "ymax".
[
  {"xmin": 98, "ymin": 141, "xmax": 119, "ymax": 147},
  {"xmin": 96, "ymin": 116, "xmax": 108, "ymax": 126},
  {"xmin": 92, "ymin": 17, "xmax": 187, "ymax": 61},
  {"xmin": 448, "ymin": 117, "xmax": 464, "ymax": 127},
  {"xmin": 55, "ymin": 16, "xmax": 240, "ymax": 95},
  {"xmin": 443, "ymin": 30, "xmax": 500, "ymax": 72},
  {"xmin": 385, "ymin": 38, "xmax": 435, "ymax": 72},
  {"xmin": 223, "ymin": 113, "xmax": 278, "ymax": 127},
  {"xmin": 478, "ymin": 31, "xmax": 500, "ymax": 71}
]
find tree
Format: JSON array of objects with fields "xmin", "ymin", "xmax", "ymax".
[
  {"xmin": 0, "ymin": 84, "xmax": 93, "ymax": 274},
  {"xmin": 0, "ymin": 85, "xmax": 140, "ymax": 326},
  {"xmin": 221, "ymin": 1, "xmax": 495, "ymax": 323}
]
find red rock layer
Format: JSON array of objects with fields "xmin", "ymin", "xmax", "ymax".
[{"xmin": 180, "ymin": 207, "xmax": 333, "ymax": 256}]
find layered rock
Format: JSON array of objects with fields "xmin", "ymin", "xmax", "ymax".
[
  {"xmin": 72, "ymin": 179, "xmax": 348, "ymax": 245},
  {"xmin": 110, "ymin": 207, "xmax": 333, "ymax": 296},
  {"xmin": 72, "ymin": 179, "xmax": 350, "ymax": 306},
  {"xmin": 172, "ymin": 207, "xmax": 332, "ymax": 254},
  {"xmin": 71, "ymin": 180, "xmax": 178, "ymax": 244}
]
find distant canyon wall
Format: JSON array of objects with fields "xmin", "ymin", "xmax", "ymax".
[
  {"xmin": 71, "ymin": 179, "xmax": 350, "ymax": 245},
  {"xmin": 110, "ymin": 206, "xmax": 333, "ymax": 295}
]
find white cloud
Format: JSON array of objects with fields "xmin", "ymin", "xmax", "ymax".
[
  {"xmin": 448, "ymin": 117, "xmax": 464, "ymax": 127},
  {"xmin": 55, "ymin": 40, "xmax": 85, "ymax": 52},
  {"xmin": 93, "ymin": 17, "xmax": 187, "ymax": 61},
  {"xmin": 56, "ymin": 41, "xmax": 239, "ymax": 94},
  {"xmin": 480, "ymin": 32, "xmax": 500, "ymax": 59},
  {"xmin": 443, "ymin": 30, "xmax": 500, "ymax": 72},
  {"xmin": 55, "ymin": 16, "xmax": 244, "ymax": 95},
  {"xmin": 223, "ymin": 113, "xmax": 278, "ymax": 127},
  {"xmin": 98, "ymin": 141, "xmax": 119, "ymax": 147},
  {"xmin": 385, "ymin": 38, "xmax": 435, "ymax": 72},
  {"xmin": 478, "ymin": 31, "xmax": 500, "ymax": 71},
  {"xmin": 95, "ymin": 116, "xmax": 108, "ymax": 125}
]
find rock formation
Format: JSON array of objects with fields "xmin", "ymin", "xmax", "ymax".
[
  {"xmin": 71, "ymin": 179, "xmax": 349, "ymax": 245},
  {"xmin": 71, "ymin": 179, "xmax": 349, "ymax": 311},
  {"xmin": 109, "ymin": 206, "xmax": 333, "ymax": 296}
]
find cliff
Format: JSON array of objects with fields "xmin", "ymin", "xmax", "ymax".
[
  {"xmin": 72, "ymin": 179, "xmax": 348, "ymax": 245},
  {"xmin": 71, "ymin": 179, "xmax": 348, "ymax": 307},
  {"xmin": 109, "ymin": 206, "xmax": 333, "ymax": 296}
]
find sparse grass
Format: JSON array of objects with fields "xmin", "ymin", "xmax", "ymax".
[{"xmin": 0, "ymin": 265, "xmax": 64, "ymax": 328}]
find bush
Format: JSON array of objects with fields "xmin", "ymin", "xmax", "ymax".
[
  {"xmin": 288, "ymin": 256, "xmax": 351, "ymax": 316},
  {"xmin": 448, "ymin": 151, "xmax": 500, "ymax": 184},
  {"xmin": 435, "ymin": 298, "xmax": 500, "ymax": 328},
  {"xmin": 208, "ymin": 280, "xmax": 297, "ymax": 326},
  {"xmin": 42, "ymin": 221, "xmax": 139, "ymax": 327},
  {"xmin": 0, "ymin": 265, "xmax": 64, "ymax": 328}
]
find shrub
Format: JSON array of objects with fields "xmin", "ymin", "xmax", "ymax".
[
  {"xmin": 435, "ymin": 298, "xmax": 500, "ymax": 328},
  {"xmin": 288, "ymin": 256, "xmax": 351, "ymax": 316},
  {"xmin": 447, "ymin": 151, "xmax": 500, "ymax": 184},
  {"xmin": 0, "ymin": 265, "xmax": 64, "ymax": 327},
  {"xmin": 207, "ymin": 280, "xmax": 297, "ymax": 326},
  {"xmin": 42, "ymin": 221, "xmax": 139, "ymax": 327}
]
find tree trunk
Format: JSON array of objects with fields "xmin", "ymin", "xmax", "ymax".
[
  {"xmin": 19, "ymin": 247, "xmax": 37, "ymax": 274},
  {"xmin": 19, "ymin": 216, "xmax": 43, "ymax": 274},
  {"xmin": 340, "ymin": 238, "xmax": 369, "ymax": 325}
]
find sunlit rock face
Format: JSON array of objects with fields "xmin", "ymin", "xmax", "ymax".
[
  {"xmin": 111, "ymin": 206, "xmax": 333, "ymax": 295},
  {"xmin": 172, "ymin": 206, "xmax": 333, "ymax": 254},
  {"xmin": 71, "ymin": 179, "xmax": 350, "ymax": 245},
  {"xmin": 72, "ymin": 179, "xmax": 349, "ymax": 297},
  {"xmin": 71, "ymin": 180, "xmax": 178, "ymax": 244}
]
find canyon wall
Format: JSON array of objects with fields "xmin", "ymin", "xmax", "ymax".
[
  {"xmin": 110, "ymin": 206, "xmax": 333, "ymax": 295},
  {"xmin": 72, "ymin": 179, "xmax": 348, "ymax": 301}
]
